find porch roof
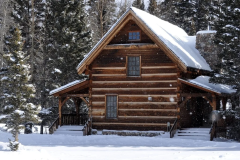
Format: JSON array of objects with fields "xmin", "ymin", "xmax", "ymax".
[
  {"xmin": 179, "ymin": 76, "xmax": 236, "ymax": 95},
  {"xmin": 49, "ymin": 79, "xmax": 89, "ymax": 97}
]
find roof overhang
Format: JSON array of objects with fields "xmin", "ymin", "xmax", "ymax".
[
  {"xmin": 50, "ymin": 80, "xmax": 90, "ymax": 97},
  {"xmin": 179, "ymin": 77, "xmax": 236, "ymax": 96}
]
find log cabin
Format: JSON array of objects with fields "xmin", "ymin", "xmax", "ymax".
[{"xmin": 49, "ymin": 7, "xmax": 235, "ymax": 138}]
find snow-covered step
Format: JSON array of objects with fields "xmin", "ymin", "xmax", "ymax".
[
  {"xmin": 54, "ymin": 125, "xmax": 84, "ymax": 136},
  {"xmin": 174, "ymin": 128, "xmax": 210, "ymax": 141}
]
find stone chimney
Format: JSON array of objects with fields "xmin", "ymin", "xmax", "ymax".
[{"xmin": 196, "ymin": 30, "xmax": 220, "ymax": 70}]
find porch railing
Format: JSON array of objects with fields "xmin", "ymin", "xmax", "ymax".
[
  {"xmin": 170, "ymin": 118, "xmax": 178, "ymax": 138},
  {"xmin": 62, "ymin": 113, "xmax": 88, "ymax": 125},
  {"xmin": 49, "ymin": 115, "xmax": 59, "ymax": 134}
]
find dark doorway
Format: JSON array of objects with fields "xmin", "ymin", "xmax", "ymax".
[{"xmin": 191, "ymin": 97, "xmax": 212, "ymax": 127}]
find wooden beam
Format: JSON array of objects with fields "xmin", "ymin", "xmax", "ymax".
[
  {"xmin": 63, "ymin": 94, "xmax": 89, "ymax": 97},
  {"xmin": 80, "ymin": 97, "xmax": 89, "ymax": 106},
  {"xmin": 181, "ymin": 93, "xmax": 212, "ymax": 97},
  {"xmin": 103, "ymin": 43, "xmax": 159, "ymax": 50},
  {"xmin": 179, "ymin": 96, "xmax": 191, "ymax": 108}
]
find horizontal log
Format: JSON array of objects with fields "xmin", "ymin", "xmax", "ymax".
[
  {"xmin": 181, "ymin": 93, "xmax": 212, "ymax": 97},
  {"xmin": 92, "ymin": 95, "xmax": 177, "ymax": 102},
  {"xmin": 141, "ymin": 68, "xmax": 177, "ymax": 74},
  {"xmin": 92, "ymin": 88, "xmax": 177, "ymax": 91},
  {"xmin": 103, "ymin": 44, "xmax": 159, "ymax": 50},
  {"xmin": 92, "ymin": 90, "xmax": 178, "ymax": 95},
  {"xmin": 118, "ymin": 109, "xmax": 177, "ymax": 112},
  {"xmin": 92, "ymin": 103, "xmax": 177, "ymax": 110},
  {"xmin": 141, "ymin": 66, "xmax": 176, "ymax": 69},
  {"xmin": 92, "ymin": 75, "xmax": 178, "ymax": 81},
  {"xmin": 92, "ymin": 116, "xmax": 176, "ymax": 123},
  {"xmin": 92, "ymin": 122, "xmax": 169, "ymax": 126},
  {"xmin": 92, "ymin": 82, "xmax": 178, "ymax": 88},
  {"xmin": 92, "ymin": 69, "xmax": 126, "ymax": 74},
  {"xmin": 92, "ymin": 101, "xmax": 177, "ymax": 106},
  {"xmin": 118, "ymin": 110, "xmax": 177, "ymax": 116},
  {"xmin": 92, "ymin": 80, "xmax": 177, "ymax": 84}
]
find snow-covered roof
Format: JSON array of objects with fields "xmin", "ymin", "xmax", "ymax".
[
  {"xmin": 49, "ymin": 79, "xmax": 87, "ymax": 95},
  {"xmin": 179, "ymin": 76, "xmax": 236, "ymax": 94},
  {"xmin": 76, "ymin": 7, "xmax": 211, "ymax": 72}
]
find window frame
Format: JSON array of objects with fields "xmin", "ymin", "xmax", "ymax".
[
  {"xmin": 128, "ymin": 30, "xmax": 141, "ymax": 41},
  {"xmin": 126, "ymin": 55, "xmax": 141, "ymax": 77},
  {"xmin": 105, "ymin": 94, "xmax": 118, "ymax": 119}
]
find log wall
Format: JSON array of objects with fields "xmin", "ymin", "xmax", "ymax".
[{"xmin": 90, "ymin": 48, "xmax": 179, "ymax": 131}]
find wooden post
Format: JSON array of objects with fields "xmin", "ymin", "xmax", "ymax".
[
  {"xmin": 74, "ymin": 98, "xmax": 80, "ymax": 125},
  {"xmin": 59, "ymin": 97, "xmax": 62, "ymax": 126},
  {"xmin": 59, "ymin": 97, "xmax": 70, "ymax": 126},
  {"xmin": 222, "ymin": 97, "xmax": 227, "ymax": 111},
  {"xmin": 212, "ymin": 94, "xmax": 217, "ymax": 110}
]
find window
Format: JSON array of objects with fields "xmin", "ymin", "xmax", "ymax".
[
  {"xmin": 128, "ymin": 56, "xmax": 140, "ymax": 76},
  {"xmin": 128, "ymin": 31, "xmax": 140, "ymax": 41},
  {"xmin": 106, "ymin": 95, "xmax": 118, "ymax": 119}
]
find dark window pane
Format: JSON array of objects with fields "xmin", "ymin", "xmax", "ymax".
[{"xmin": 106, "ymin": 95, "xmax": 117, "ymax": 119}]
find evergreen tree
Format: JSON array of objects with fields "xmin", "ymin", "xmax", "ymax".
[
  {"xmin": 210, "ymin": 0, "xmax": 240, "ymax": 141},
  {"xmin": 11, "ymin": 0, "xmax": 47, "ymax": 106},
  {"xmin": 47, "ymin": 0, "xmax": 92, "ymax": 87},
  {"xmin": 159, "ymin": 0, "xmax": 178, "ymax": 24},
  {"xmin": 148, "ymin": 0, "xmax": 160, "ymax": 16},
  {"xmin": 132, "ymin": 0, "xmax": 145, "ymax": 10},
  {"xmin": 2, "ymin": 28, "xmax": 40, "ymax": 151}
]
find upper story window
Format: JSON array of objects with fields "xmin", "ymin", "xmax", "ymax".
[
  {"xmin": 127, "ymin": 56, "xmax": 140, "ymax": 76},
  {"xmin": 128, "ymin": 31, "xmax": 141, "ymax": 41}
]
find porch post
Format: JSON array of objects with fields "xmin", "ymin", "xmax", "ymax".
[
  {"xmin": 59, "ymin": 97, "xmax": 62, "ymax": 126},
  {"xmin": 212, "ymin": 94, "xmax": 217, "ymax": 110},
  {"xmin": 222, "ymin": 97, "xmax": 227, "ymax": 111},
  {"xmin": 74, "ymin": 98, "xmax": 80, "ymax": 125}
]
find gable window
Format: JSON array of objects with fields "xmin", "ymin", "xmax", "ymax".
[
  {"xmin": 106, "ymin": 95, "xmax": 118, "ymax": 119},
  {"xmin": 127, "ymin": 56, "xmax": 140, "ymax": 76},
  {"xmin": 128, "ymin": 31, "xmax": 140, "ymax": 41}
]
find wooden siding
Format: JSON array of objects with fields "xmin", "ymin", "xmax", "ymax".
[
  {"xmin": 109, "ymin": 20, "xmax": 154, "ymax": 44},
  {"xmin": 90, "ymin": 48, "xmax": 179, "ymax": 131}
]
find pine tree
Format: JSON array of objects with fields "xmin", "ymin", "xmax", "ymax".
[
  {"xmin": 132, "ymin": 0, "xmax": 145, "ymax": 10},
  {"xmin": 210, "ymin": 0, "xmax": 240, "ymax": 141},
  {"xmin": 47, "ymin": 0, "xmax": 92, "ymax": 87},
  {"xmin": 148, "ymin": 0, "xmax": 160, "ymax": 16},
  {"xmin": 159, "ymin": 0, "xmax": 178, "ymax": 24},
  {"xmin": 2, "ymin": 28, "xmax": 40, "ymax": 151},
  {"xmin": 11, "ymin": 0, "xmax": 47, "ymax": 106}
]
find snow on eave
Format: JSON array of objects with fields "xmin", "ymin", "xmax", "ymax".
[
  {"xmin": 49, "ymin": 79, "xmax": 87, "ymax": 95},
  {"xmin": 179, "ymin": 76, "xmax": 236, "ymax": 95},
  {"xmin": 76, "ymin": 8, "xmax": 131, "ymax": 72}
]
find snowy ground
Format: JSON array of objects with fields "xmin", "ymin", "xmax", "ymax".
[{"xmin": 0, "ymin": 124, "xmax": 240, "ymax": 160}]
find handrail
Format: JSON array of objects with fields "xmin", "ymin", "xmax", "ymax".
[
  {"xmin": 209, "ymin": 121, "xmax": 216, "ymax": 141},
  {"xmin": 83, "ymin": 117, "xmax": 92, "ymax": 136},
  {"xmin": 49, "ymin": 115, "xmax": 59, "ymax": 134},
  {"xmin": 170, "ymin": 118, "xmax": 178, "ymax": 138}
]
